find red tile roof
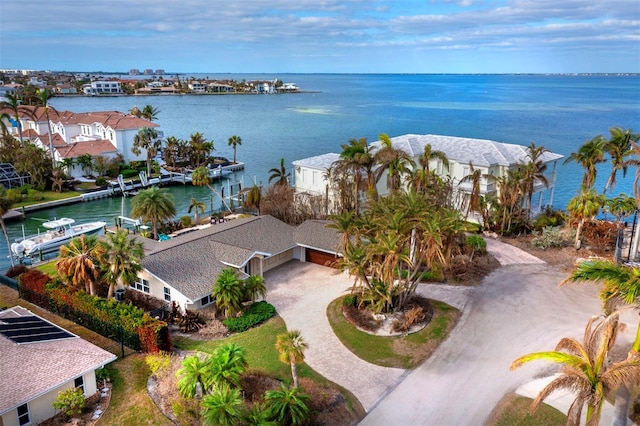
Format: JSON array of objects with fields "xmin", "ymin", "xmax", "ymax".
[{"xmin": 56, "ymin": 140, "xmax": 118, "ymax": 158}]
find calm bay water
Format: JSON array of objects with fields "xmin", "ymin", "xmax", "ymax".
[{"xmin": 2, "ymin": 74, "xmax": 639, "ymax": 269}]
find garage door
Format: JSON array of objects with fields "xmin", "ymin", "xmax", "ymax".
[{"xmin": 305, "ymin": 248, "xmax": 338, "ymax": 268}]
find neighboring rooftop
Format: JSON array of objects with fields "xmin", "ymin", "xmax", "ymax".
[{"xmin": 0, "ymin": 306, "xmax": 116, "ymax": 416}]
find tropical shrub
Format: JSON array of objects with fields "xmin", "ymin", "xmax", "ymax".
[
  {"xmin": 145, "ymin": 352, "xmax": 172, "ymax": 376},
  {"xmin": 5, "ymin": 188, "xmax": 22, "ymax": 204},
  {"xmin": 530, "ymin": 226, "xmax": 566, "ymax": 250},
  {"xmin": 533, "ymin": 207, "xmax": 566, "ymax": 230},
  {"xmin": 223, "ymin": 301, "xmax": 277, "ymax": 333},
  {"xmin": 179, "ymin": 215, "xmax": 192, "ymax": 228},
  {"xmin": 120, "ymin": 168, "xmax": 140, "ymax": 179},
  {"xmin": 179, "ymin": 310, "xmax": 206, "ymax": 332},
  {"xmin": 392, "ymin": 306, "xmax": 426, "ymax": 333},
  {"xmin": 95, "ymin": 176, "xmax": 108, "ymax": 187},
  {"xmin": 52, "ymin": 388, "xmax": 85, "ymax": 420},
  {"xmin": 26, "ymin": 189, "xmax": 44, "ymax": 201}
]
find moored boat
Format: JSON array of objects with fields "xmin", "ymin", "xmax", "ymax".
[{"xmin": 11, "ymin": 218, "xmax": 107, "ymax": 260}]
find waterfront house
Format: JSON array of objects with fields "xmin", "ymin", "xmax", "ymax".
[
  {"xmin": 131, "ymin": 215, "xmax": 340, "ymax": 311},
  {"xmin": 293, "ymin": 134, "xmax": 563, "ymax": 219},
  {"xmin": 1, "ymin": 106, "xmax": 158, "ymax": 177},
  {"xmin": 188, "ymin": 82, "xmax": 206, "ymax": 93},
  {"xmin": 82, "ymin": 81, "xmax": 123, "ymax": 95},
  {"xmin": 0, "ymin": 306, "xmax": 116, "ymax": 426}
]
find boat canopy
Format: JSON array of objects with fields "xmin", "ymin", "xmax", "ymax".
[{"xmin": 42, "ymin": 218, "xmax": 76, "ymax": 229}]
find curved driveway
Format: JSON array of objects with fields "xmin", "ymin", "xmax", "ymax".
[{"xmin": 265, "ymin": 240, "xmax": 637, "ymax": 424}]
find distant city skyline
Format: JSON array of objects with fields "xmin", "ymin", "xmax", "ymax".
[{"xmin": 1, "ymin": 0, "xmax": 639, "ymax": 74}]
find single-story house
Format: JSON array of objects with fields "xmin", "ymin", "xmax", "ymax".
[
  {"xmin": 132, "ymin": 215, "xmax": 341, "ymax": 311},
  {"xmin": 0, "ymin": 306, "xmax": 116, "ymax": 426}
]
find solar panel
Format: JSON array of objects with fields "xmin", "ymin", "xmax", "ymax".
[{"xmin": 0, "ymin": 316, "xmax": 75, "ymax": 343}]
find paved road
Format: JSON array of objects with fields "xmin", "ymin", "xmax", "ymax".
[{"xmin": 359, "ymin": 263, "xmax": 624, "ymax": 425}]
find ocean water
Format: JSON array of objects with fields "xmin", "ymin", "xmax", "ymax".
[{"xmin": 1, "ymin": 74, "xmax": 638, "ymax": 269}]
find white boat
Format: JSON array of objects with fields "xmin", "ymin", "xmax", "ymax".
[{"xmin": 11, "ymin": 218, "xmax": 107, "ymax": 259}]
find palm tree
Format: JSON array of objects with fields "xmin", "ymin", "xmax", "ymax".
[
  {"xmin": 0, "ymin": 195, "xmax": 14, "ymax": 266},
  {"xmin": 625, "ymin": 142, "xmax": 640, "ymax": 209},
  {"xmin": 564, "ymin": 135, "xmax": 607, "ymax": 190},
  {"xmin": 76, "ymin": 153, "xmax": 94, "ymax": 176},
  {"xmin": 55, "ymin": 235, "xmax": 101, "ymax": 295},
  {"xmin": 188, "ymin": 132, "xmax": 214, "ymax": 167},
  {"xmin": 212, "ymin": 268, "xmax": 244, "ymax": 318},
  {"xmin": 459, "ymin": 162, "xmax": 494, "ymax": 219},
  {"xmin": 130, "ymin": 186, "xmax": 177, "ymax": 240},
  {"xmin": 268, "ymin": 158, "xmax": 290, "ymax": 186},
  {"xmin": 604, "ymin": 127, "xmax": 638, "ymax": 193},
  {"xmin": 131, "ymin": 127, "xmax": 161, "ymax": 178},
  {"xmin": 243, "ymin": 275, "xmax": 266, "ymax": 303},
  {"xmin": 201, "ymin": 384, "xmax": 244, "ymax": 426},
  {"xmin": 264, "ymin": 383, "xmax": 310, "ymax": 426},
  {"xmin": 242, "ymin": 402, "xmax": 277, "ymax": 426},
  {"xmin": 605, "ymin": 193, "xmax": 636, "ymax": 224},
  {"xmin": 188, "ymin": 197, "xmax": 206, "ymax": 223},
  {"xmin": 511, "ymin": 313, "xmax": 639, "ymax": 426},
  {"xmin": 228, "ymin": 135, "xmax": 242, "ymax": 164},
  {"xmin": 209, "ymin": 343, "xmax": 248, "ymax": 388},
  {"xmin": 176, "ymin": 354, "xmax": 213, "ymax": 399},
  {"xmin": 0, "ymin": 93, "xmax": 35, "ymax": 146},
  {"xmin": 96, "ymin": 229, "xmax": 145, "ymax": 299},
  {"xmin": 191, "ymin": 166, "xmax": 233, "ymax": 213},
  {"xmin": 275, "ymin": 330, "xmax": 308, "ymax": 388},
  {"xmin": 373, "ymin": 133, "xmax": 414, "ymax": 193},
  {"xmin": 33, "ymin": 88, "xmax": 58, "ymax": 170},
  {"xmin": 567, "ymin": 189, "xmax": 606, "ymax": 249},
  {"xmin": 521, "ymin": 142, "xmax": 550, "ymax": 217},
  {"xmin": 561, "ymin": 259, "xmax": 640, "ymax": 425},
  {"xmin": 141, "ymin": 104, "xmax": 160, "ymax": 121},
  {"xmin": 244, "ymin": 184, "xmax": 261, "ymax": 213}
]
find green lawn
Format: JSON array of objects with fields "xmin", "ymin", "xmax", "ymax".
[
  {"xmin": 327, "ymin": 297, "xmax": 460, "ymax": 369},
  {"xmin": 173, "ymin": 316, "xmax": 329, "ymax": 385},
  {"xmin": 486, "ymin": 394, "xmax": 566, "ymax": 426},
  {"xmin": 13, "ymin": 190, "xmax": 82, "ymax": 208}
]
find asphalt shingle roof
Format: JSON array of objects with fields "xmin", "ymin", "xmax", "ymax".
[{"xmin": 0, "ymin": 306, "xmax": 116, "ymax": 415}]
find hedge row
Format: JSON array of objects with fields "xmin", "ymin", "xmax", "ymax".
[
  {"xmin": 19, "ymin": 269, "xmax": 170, "ymax": 353},
  {"xmin": 223, "ymin": 301, "xmax": 277, "ymax": 333}
]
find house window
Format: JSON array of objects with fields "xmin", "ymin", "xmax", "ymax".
[
  {"xmin": 17, "ymin": 403, "xmax": 30, "ymax": 425},
  {"xmin": 312, "ymin": 171, "xmax": 319, "ymax": 186},
  {"xmin": 163, "ymin": 287, "xmax": 171, "ymax": 302},
  {"xmin": 132, "ymin": 278, "xmax": 150, "ymax": 293},
  {"xmin": 74, "ymin": 376, "xmax": 85, "ymax": 393},
  {"xmin": 200, "ymin": 294, "xmax": 213, "ymax": 307}
]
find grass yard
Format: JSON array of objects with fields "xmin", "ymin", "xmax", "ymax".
[
  {"xmin": 486, "ymin": 393, "xmax": 566, "ymax": 426},
  {"xmin": 13, "ymin": 190, "xmax": 82, "ymax": 208},
  {"xmin": 327, "ymin": 297, "xmax": 461, "ymax": 369}
]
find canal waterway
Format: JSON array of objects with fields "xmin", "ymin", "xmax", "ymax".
[{"xmin": 1, "ymin": 73, "xmax": 638, "ymax": 270}]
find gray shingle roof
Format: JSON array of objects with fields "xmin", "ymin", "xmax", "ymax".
[
  {"xmin": 292, "ymin": 153, "xmax": 341, "ymax": 170},
  {"xmin": 294, "ymin": 220, "xmax": 341, "ymax": 254},
  {"xmin": 142, "ymin": 216, "xmax": 296, "ymax": 301}
]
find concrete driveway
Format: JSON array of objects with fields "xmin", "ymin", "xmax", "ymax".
[{"xmin": 264, "ymin": 262, "xmax": 406, "ymax": 411}]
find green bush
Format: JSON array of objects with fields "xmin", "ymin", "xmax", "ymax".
[
  {"xmin": 343, "ymin": 294, "xmax": 357, "ymax": 307},
  {"xmin": 5, "ymin": 188, "xmax": 22, "ymax": 204},
  {"xmin": 52, "ymin": 388, "xmax": 85, "ymax": 419},
  {"xmin": 27, "ymin": 189, "xmax": 44, "ymax": 201},
  {"xmin": 223, "ymin": 301, "xmax": 277, "ymax": 332},
  {"xmin": 465, "ymin": 235, "xmax": 487, "ymax": 253},
  {"xmin": 530, "ymin": 226, "xmax": 565, "ymax": 249},
  {"xmin": 533, "ymin": 207, "xmax": 566, "ymax": 231},
  {"xmin": 179, "ymin": 215, "xmax": 192, "ymax": 228},
  {"xmin": 120, "ymin": 169, "xmax": 140, "ymax": 179},
  {"xmin": 95, "ymin": 176, "xmax": 109, "ymax": 187},
  {"xmin": 145, "ymin": 352, "xmax": 172, "ymax": 376}
]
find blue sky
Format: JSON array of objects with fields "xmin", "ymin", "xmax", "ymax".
[{"xmin": 1, "ymin": 0, "xmax": 639, "ymax": 73}]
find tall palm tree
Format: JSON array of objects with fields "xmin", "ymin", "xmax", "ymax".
[
  {"xmin": 0, "ymin": 93, "xmax": 35, "ymax": 146},
  {"xmin": 459, "ymin": 162, "xmax": 494, "ymax": 219},
  {"xmin": 191, "ymin": 165, "xmax": 233, "ymax": 212},
  {"xmin": 212, "ymin": 268, "xmax": 244, "ymax": 318},
  {"xmin": 201, "ymin": 384, "xmax": 244, "ymax": 426},
  {"xmin": 130, "ymin": 186, "xmax": 177, "ymax": 240},
  {"xmin": 209, "ymin": 343, "xmax": 248, "ymax": 388},
  {"xmin": 188, "ymin": 132, "xmax": 214, "ymax": 167},
  {"xmin": 131, "ymin": 127, "xmax": 161, "ymax": 178},
  {"xmin": 268, "ymin": 158, "xmax": 290, "ymax": 186},
  {"xmin": 176, "ymin": 353, "xmax": 213, "ymax": 399},
  {"xmin": 243, "ymin": 275, "xmax": 266, "ymax": 303},
  {"xmin": 264, "ymin": 383, "xmax": 310, "ymax": 426},
  {"xmin": 373, "ymin": 133, "xmax": 414, "ymax": 193},
  {"xmin": 55, "ymin": 235, "xmax": 101, "ymax": 295},
  {"xmin": 562, "ymin": 259, "xmax": 640, "ymax": 425},
  {"xmin": 76, "ymin": 153, "xmax": 94, "ymax": 176},
  {"xmin": 141, "ymin": 104, "xmax": 160, "ymax": 121},
  {"xmin": 521, "ymin": 142, "xmax": 550, "ymax": 217},
  {"xmin": 275, "ymin": 330, "xmax": 308, "ymax": 388},
  {"xmin": 188, "ymin": 197, "xmax": 206, "ymax": 223},
  {"xmin": 96, "ymin": 229, "xmax": 145, "ymax": 299},
  {"xmin": 32, "ymin": 88, "xmax": 58, "ymax": 170},
  {"xmin": 227, "ymin": 135, "xmax": 242, "ymax": 164},
  {"xmin": 511, "ymin": 313, "xmax": 639, "ymax": 426},
  {"xmin": 604, "ymin": 127, "xmax": 638, "ymax": 193},
  {"xmin": 564, "ymin": 135, "xmax": 607, "ymax": 190},
  {"xmin": 567, "ymin": 189, "xmax": 606, "ymax": 249},
  {"xmin": 625, "ymin": 142, "xmax": 640, "ymax": 209}
]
